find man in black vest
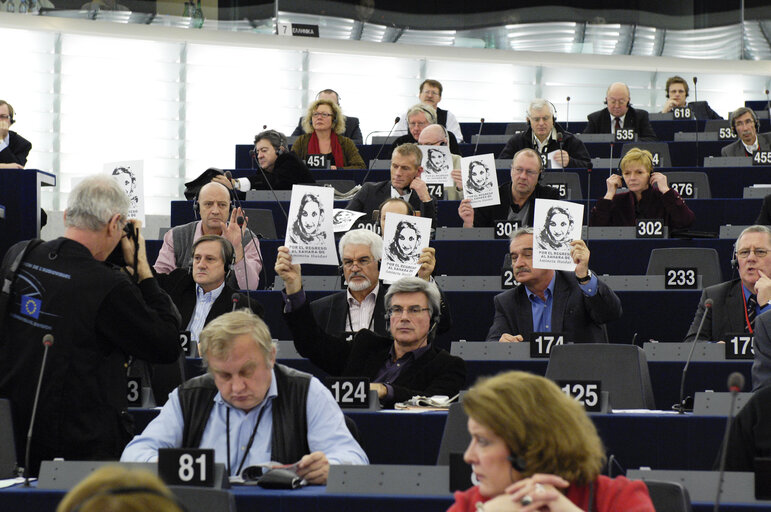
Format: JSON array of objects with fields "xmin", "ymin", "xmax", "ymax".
[
  {"xmin": 0, "ymin": 175, "xmax": 181, "ymax": 476},
  {"xmin": 121, "ymin": 309, "xmax": 367, "ymax": 483}
]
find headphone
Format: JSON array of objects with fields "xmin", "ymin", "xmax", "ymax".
[
  {"xmin": 254, "ymin": 129, "xmax": 288, "ymax": 156},
  {"xmin": 192, "ymin": 188, "xmax": 235, "ymax": 218},
  {"xmin": 70, "ymin": 486, "xmax": 188, "ymax": 512},
  {"xmin": 1, "ymin": 101, "xmax": 15, "ymax": 125},
  {"xmin": 408, "ymin": 104, "xmax": 438, "ymax": 125},
  {"xmin": 526, "ymin": 100, "xmax": 558, "ymax": 123},
  {"xmin": 507, "ymin": 454, "xmax": 527, "ymax": 473},
  {"xmin": 603, "ymin": 84, "xmax": 631, "ymax": 108},
  {"xmin": 190, "ymin": 236, "xmax": 236, "ymax": 276},
  {"xmin": 729, "ymin": 108, "xmax": 760, "ymax": 136}
]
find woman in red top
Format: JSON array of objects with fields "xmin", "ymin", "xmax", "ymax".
[
  {"xmin": 448, "ymin": 371, "xmax": 654, "ymax": 512},
  {"xmin": 291, "ymin": 99, "xmax": 365, "ymax": 170}
]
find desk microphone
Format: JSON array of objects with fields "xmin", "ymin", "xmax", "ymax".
[
  {"xmin": 678, "ymin": 298, "xmax": 712, "ymax": 413},
  {"xmin": 608, "ymin": 141, "xmax": 614, "ymax": 171},
  {"xmin": 223, "ymin": 170, "xmax": 265, "ymax": 299},
  {"xmin": 585, "ymin": 162, "xmax": 592, "ymax": 224},
  {"xmin": 565, "ymin": 96, "xmax": 571, "ymax": 131},
  {"xmin": 472, "ymin": 118, "xmax": 485, "ymax": 156},
  {"xmin": 231, "ymin": 293, "xmax": 242, "ymax": 311},
  {"xmin": 556, "ymin": 132, "xmax": 565, "ymax": 171},
  {"xmin": 765, "ymin": 89, "xmax": 770, "ymax": 120},
  {"xmin": 361, "ymin": 117, "xmax": 400, "ymax": 187},
  {"xmin": 714, "ymin": 371, "xmax": 745, "ymax": 512},
  {"xmin": 692, "ymin": 76, "xmax": 700, "ymax": 165},
  {"xmin": 24, "ymin": 333, "xmax": 53, "ymax": 486}
]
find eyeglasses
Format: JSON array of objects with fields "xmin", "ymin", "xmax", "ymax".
[
  {"xmin": 408, "ymin": 121, "xmax": 428, "ymax": 128},
  {"xmin": 421, "ymin": 90, "xmax": 440, "ymax": 97},
  {"xmin": 342, "ymin": 257, "xmax": 373, "ymax": 269},
  {"xmin": 0, "ymin": 114, "xmax": 10, "ymax": 120},
  {"xmin": 312, "ymin": 112, "xmax": 333, "ymax": 118},
  {"xmin": 387, "ymin": 306, "xmax": 430, "ymax": 317},
  {"xmin": 737, "ymin": 248, "xmax": 770, "ymax": 259},
  {"xmin": 512, "ymin": 167, "xmax": 539, "ymax": 177}
]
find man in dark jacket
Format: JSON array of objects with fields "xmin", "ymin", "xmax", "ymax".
[
  {"xmin": 276, "ymin": 248, "xmax": 466, "ymax": 408},
  {"xmin": 583, "ymin": 83, "xmax": 657, "ymax": 142},
  {"xmin": 0, "ymin": 175, "xmax": 181, "ymax": 476},
  {"xmin": 499, "ymin": 99, "xmax": 591, "ymax": 169},
  {"xmin": 0, "ymin": 100, "xmax": 31, "ymax": 169}
]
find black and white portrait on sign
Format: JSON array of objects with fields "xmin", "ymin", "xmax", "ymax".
[
  {"xmin": 290, "ymin": 193, "xmax": 326, "ymax": 244},
  {"xmin": 380, "ymin": 212, "xmax": 432, "ymax": 283},
  {"xmin": 538, "ymin": 205, "xmax": 574, "ymax": 251},
  {"xmin": 533, "ymin": 198, "xmax": 584, "ymax": 271},
  {"xmin": 285, "ymin": 185, "xmax": 338, "ymax": 265},
  {"xmin": 464, "ymin": 160, "xmax": 494, "ymax": 194},
  {"xmin": 105, "ymin": 160, "xmax": 144, "ymax": 224},
  {"xmin": 418, "ymin": 144, "xmax": 452, "ymax": 185},
  {"xmin": 461, "ymin": 153, "xmax": 500, "ymax": 208},
  {"xmin": 387, "ymin": 220, "xmax": 422, "ymax": 264},
  {"xmin": 332, "ymin": 208, "xmax": 365, "ymax": 232}
]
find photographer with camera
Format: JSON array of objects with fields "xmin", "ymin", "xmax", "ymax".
[{"xmin": 0, "ymin": 175, "xmax": 181, "ymax": 477}]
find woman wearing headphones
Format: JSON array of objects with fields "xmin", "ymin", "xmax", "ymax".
[
  {"xmin": 589, "ymin": 148, "xmax": 694, "ymax": 229},
  {"xmin": 449, "ymin": 371, "xmax": 654, "ymax": 512},
  {"xmin": 291, "ymin": 98, "xmax": 365, "ymax": 169}
]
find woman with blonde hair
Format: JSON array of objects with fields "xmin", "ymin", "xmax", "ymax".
[
  {"xmin": 291, "ymin": 98, "xmax": 365, "ymax": 169},
  {"xmin": 57, "ymin": 465, "xmax": 185, "ymax": 512},
  {"xmin": 590, "ymin": 147, "xmax": 694, "ymax": 229},
  {"xmin": 449, "ymin": 371, "xmax": 654, "ymax": 512}
]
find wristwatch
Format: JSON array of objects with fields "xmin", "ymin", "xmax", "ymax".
[{"xmin": 576, "ymin": 269, "xmax": 592, "ymax": 284}]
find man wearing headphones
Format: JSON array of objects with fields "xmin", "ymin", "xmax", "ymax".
[
  {"xmin": 583, "ymin": 82, "xmax": 657, "ymax": 141},
  {"xmin": 291, "ymin": 89, "xmax": 363, "ymax": 144},
  {"xmin": 721, "ymin": 107, "xmax": 771, "ymax": 157},
  {"xmin": 0, "ymin": 100, "xmax": 31, "ymax": 169},
  {"xmin": 392, "ymin": 103, "xmax": 461, "ymax": 155},
  {"xmin": 685, "ymin": 225, "xmax": 771, "ymax": 344},
  {"xmin": 276, "ymin": 246, "xmax": 466, "ymax": 408},
  {"xmin": 154, "ymin": 181, "xmax": 263, "ymax": 290},
  {"xmin": 216, "ymin": 129, "xmax": 315, "ymax": 193},
  {"xmin": 661, "ymin": 76, "xmax": 722, "ymax": 120},
  {"xmin": 458, "ymin": 148, "xmax": 560, "ymax": 228},
  {"xmin": 156, "ymin": 235, "xmax": 263, "ymax": 353},
  {"xmin": 499, "ymin": 99, "xmax": 591, "ymax": 169},
  {"xmin": 487, "ymin": 227, "xmax": 622, "ymax": 343}
]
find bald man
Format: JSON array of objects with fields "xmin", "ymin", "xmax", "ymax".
[
  {"xmin": 154, "ymin": 181, "xmax": 263, "ymax": 290},
  {"xmin": 584, "ymin": 82, "xmax": 657, "ymax": 142},
  {"xmin": 418, "ymin": 124, "xmax": 463, "ymax": 200}
]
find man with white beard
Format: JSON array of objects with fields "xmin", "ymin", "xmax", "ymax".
[{"xmin": 299, "ymin": 229, "xmax": 443, "ymax": 340}]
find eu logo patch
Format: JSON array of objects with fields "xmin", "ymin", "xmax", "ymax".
[{"xmin": 20, "ymin": 295, "xmax": 41, "ymax": 320}]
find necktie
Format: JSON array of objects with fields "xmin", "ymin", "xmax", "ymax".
[
  {"xmin": 614, "ymin": 117, "xmax": 621, "ymax": 133},
  {"xmin": 747, "ymin": 294, "xmax": 758, "ymax": 331}
]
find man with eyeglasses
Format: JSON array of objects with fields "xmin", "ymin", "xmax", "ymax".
[
  {"xmin": 393, "ymin": 79, "xmax": 464, "ymax": 144},
  {"xmin": 686, "ymin": 226, "xmax": 771, "ymax": 349},
  {"xmin": 487, "ymin": 227, "xmax": 622, "ymax": 343},
  {"xmin": 275, "ymin": 244, "xmax": 465, "ymax": 408},
  {"xmin": 583, "ymin": 83, "xmax": 657, "ymax": 141},
  {"xmin": 499, "ymin": 99, "xmax": 591, "ymax": 169},
  {"xmin": 392, "ymin": 104, "xmax": 460, "ymax": 155},
  {"xmin": 458, "ymin": 148, "xmax": 560, "ymax": 228},
  {"xmin": 0, "ymin": 100, "xmax": 31, "ymax": 169}
]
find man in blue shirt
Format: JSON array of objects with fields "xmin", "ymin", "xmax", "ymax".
[
  {"xmin": 486, "ymin": 227, "xmax": 622, "ymax": 343},
  {"xmin": 121, "ymin": 310, "xmax": 368, "ymax": 484}
]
